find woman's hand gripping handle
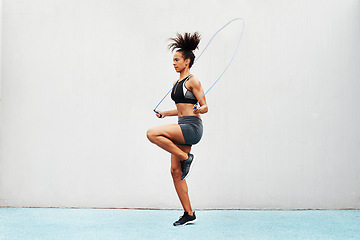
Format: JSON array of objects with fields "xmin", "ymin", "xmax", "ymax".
[{"xmin": 153, "ymin": 110, "xmax": 164, "ymax": 118}]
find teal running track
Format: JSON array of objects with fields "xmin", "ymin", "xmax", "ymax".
[{"xmin": 0, "ymin": 208, "xmax": 359, "ymax": 240}]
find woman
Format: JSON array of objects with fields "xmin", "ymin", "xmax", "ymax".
[{"xmin": 147, "ymin": 32, "xmax": 208, "ymax": 226}]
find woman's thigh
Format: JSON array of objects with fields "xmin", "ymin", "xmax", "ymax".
[{"xmin": 149, "ymin": 124, "xmax": 186, "ymax": 145}]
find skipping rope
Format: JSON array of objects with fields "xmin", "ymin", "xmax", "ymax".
[{"xmin": 153, "ymin": 18, "xmax": 245, "ymax": 114}]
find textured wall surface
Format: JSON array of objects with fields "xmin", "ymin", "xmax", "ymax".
[{"xmin": 1, "ymin": 0, "xmax": 359, "ymax": 209}]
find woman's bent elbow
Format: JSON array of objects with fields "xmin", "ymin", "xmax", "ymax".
[{"xmin": 202, "ymin": 106, "xmax": 209, "ymax": 114}]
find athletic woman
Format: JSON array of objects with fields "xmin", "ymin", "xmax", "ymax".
[{"xmin": 147, "ymin": 32, "xmax": 208, "ymax": 226}]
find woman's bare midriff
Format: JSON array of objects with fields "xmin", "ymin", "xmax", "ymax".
[{"xmin": 176, "ymin": 103, "xmax": 201, "ymax": 118}]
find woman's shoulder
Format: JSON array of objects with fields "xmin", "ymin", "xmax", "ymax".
[
  {"xmin": 188, "ymin": 75, "xmax": 201, "ymax": 86},
  {"xmin": 185, "ymin": 75, "xmax": 202, "ymax": 91}
]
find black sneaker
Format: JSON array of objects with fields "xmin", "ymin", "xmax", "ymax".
[
  {"xmin": 180, "ymin": 153, "xmax": 194, "ymax": 180},
  {"xmin": 173, "ymin": 212, "xmax": 197, "ymax": 226}
]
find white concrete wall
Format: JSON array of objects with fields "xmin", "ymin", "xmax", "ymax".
[
  {"xmin": 1, "ymin": 0, "xmax": 359, "ymax": 209},
  {"xmin": 0, "ymin": 0, "xmax": 2, "ymax": 141}
]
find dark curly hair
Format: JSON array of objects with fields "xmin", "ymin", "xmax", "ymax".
[{"xmin": 168, "ymin": 32, "xmax": 201, "ymax": 68}]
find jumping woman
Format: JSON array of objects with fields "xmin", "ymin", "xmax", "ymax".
[{"xmin": 147, "ymin": 32, "xmax": 208, "ymax": 226}]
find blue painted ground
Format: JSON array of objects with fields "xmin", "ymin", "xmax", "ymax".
[{"xmin": 0, "ymin": 208, "xmax": 359, "ymax": 240}]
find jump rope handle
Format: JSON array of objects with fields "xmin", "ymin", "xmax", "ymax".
[
  {"xmin": 153, "ymin": 109, "xmax": 163, "ymax": 118},
  {"xmin": 193, "ymin": 103, "xmax": 199, "ymax": 110}
]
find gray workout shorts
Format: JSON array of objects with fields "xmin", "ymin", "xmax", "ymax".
[{"xmin": 178, "ymin": 116, "xmax": 203, "ymax": 146}]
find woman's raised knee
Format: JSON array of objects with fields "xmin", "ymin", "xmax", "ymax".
[{"xmin": 146, "ymin": 128, "xmax": 157, "ymax": 143}]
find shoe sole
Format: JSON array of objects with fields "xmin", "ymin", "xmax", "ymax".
[{"xmin": 181, "ymin": 154, "xmax": 195, "ymax": 180}]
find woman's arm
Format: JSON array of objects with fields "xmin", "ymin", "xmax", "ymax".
[
  {"xmin": 156, "ymin": 109, "xmax": 178, "ymax": 118},
  {"xmin": 187, "ymin": 77, "xmax": 208, "ymax": 114}
]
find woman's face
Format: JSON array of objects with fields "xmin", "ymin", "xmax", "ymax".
[{"xmin": 173, "ymin": 51, "xmax": 190, "ymax": 73}]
